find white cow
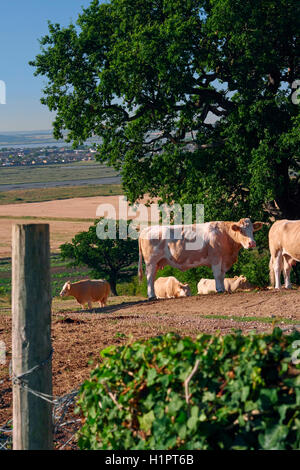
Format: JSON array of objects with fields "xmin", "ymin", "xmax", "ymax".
[
  {"xmin": 269, "ymin": 219, "xmax": 300, "ymax": 289},
  {"xmin": 154, "ymin": 276, "xmax": 191, "ymax": 299},
  {"xmin": 138, "ymin": 218, "xmax": 262, "ymax": 299},
  {"xmin": 197, "ymin": 275, "xmax": 252, "ymax": 294}
]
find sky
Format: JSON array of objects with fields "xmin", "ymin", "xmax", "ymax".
[{"xmin": 0, "ymin": 0, "xmax": 96, "ymax": 132}]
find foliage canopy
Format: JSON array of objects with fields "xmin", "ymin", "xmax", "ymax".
[{"xmin": 31, "ymin": 0, "xmax": 300, "ymax": 220}]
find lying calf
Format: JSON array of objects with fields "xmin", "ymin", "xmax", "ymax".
[
  {"xmin": 60, "ymin": 279, "xmax": 110, "ymax": 309},
  {"xmin": 154, "ymin": 276, "xmax": 191, "ymax": 299},
  {"xmin": 197, "ymin": 275, "xmax": 251, "ymax": 295}
]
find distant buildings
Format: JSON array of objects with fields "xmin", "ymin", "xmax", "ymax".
[{"xmin": 0, "ymin": 146, "xmax": 96, "ymax": 167}]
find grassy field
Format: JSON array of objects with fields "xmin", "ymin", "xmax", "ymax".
[
  {"xmin": 0, "ymin": 255, "xmax": 92, "ymax": 302},
  {"xmin": 0, "ymin": 183, "xmax": 123, "ymax": 205},
  {"xmin": 0, "ymin": 255, "xmax": 144, "ymax": 306},
  {"xmin": 0, "ymin": 160, "xmax": 118, "ymax": 186}
]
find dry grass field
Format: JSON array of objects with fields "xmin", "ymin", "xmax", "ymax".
[{"xmin": 0, "ymin": 194, "xmax": 154, "ymax": 257}]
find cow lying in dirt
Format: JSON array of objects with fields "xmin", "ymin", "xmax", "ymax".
[
  {"xmin": 269, "ymin": 219, "xmax": 300, "ymax": 289},
  {"xmin": 154, "ymin": 276, "xmax": 191, "ymax": 299},
  {"xmin": 197, "ymin": 275, "xmax": 252, "ymax": 295},
  {"xmin": 60, "ymin": 279, "xmax": 110, "ymax": 309}
]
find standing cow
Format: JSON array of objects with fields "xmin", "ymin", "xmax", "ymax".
[
  {"xmin": 269, "ymin": 219, "xmax": 300, "ymax": 289},
  {"xmin": 138, "ymin": 218, "xmax": 262, "ymax": 299},
  {"xmin": 60, "ymin": 279, "xmax": 111, "ymax": 309}
]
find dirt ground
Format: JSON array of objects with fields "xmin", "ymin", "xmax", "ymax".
[{"xmin": 0, "ymin": 289, "xmax": 299, "ymax": 448}]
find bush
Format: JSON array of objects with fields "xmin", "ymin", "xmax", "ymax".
[
  {"xmin": 76, "ymin": 329, "xmax": 300, "ymax": 450},
  {"xmin": 227, "ymin": 249, "xmax": 270, "ymax": 287}
]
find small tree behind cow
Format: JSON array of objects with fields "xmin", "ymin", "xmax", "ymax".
[{"xmin": 60, "ymin": 219, "xmax": 139, "ymax": 296}]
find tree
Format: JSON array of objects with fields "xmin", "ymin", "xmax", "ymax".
[
  {"xmin": 30, "ymin": 0, "xmax": 300, "ymax": 220},
  {"xmin": 60, "ymin": 219, "xmax": 139, "ymax": 295}
]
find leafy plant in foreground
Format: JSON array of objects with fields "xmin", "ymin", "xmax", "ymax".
[{"xmin": 76, "ymin": 328, "xmax": 300, "ymax": 450}]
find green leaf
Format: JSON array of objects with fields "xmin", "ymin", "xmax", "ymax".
[
  {"xmin": 138, "ymin": 410, "xmax": 155, "ymax": 433},
  {"xmin": 187, "ymin": 415, "xmax": 198, "ymax": 431},
  {"xmin": 147, "ymin": 368, "xmax": 158, "ymax": 385},
  {"xmin": 258, "ymin": 425, "xmax": 289, "ymax": 450}
]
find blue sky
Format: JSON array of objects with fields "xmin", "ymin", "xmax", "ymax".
[{"xmin": 0, "ymin": 0, "xmax": 96, "ymax": 132}]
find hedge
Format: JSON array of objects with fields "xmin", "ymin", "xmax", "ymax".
[{"xmin": 76, "ymin": 329, "xmax": 300, "ymax": 450}]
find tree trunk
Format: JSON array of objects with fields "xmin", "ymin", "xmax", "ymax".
[
  {"xmin": 109, "ymin": 275, "xmax": 118, "ymax": 296},
  {"xmin": 275, "ymin": 163, "xmax": 300, "ymax": 220}
]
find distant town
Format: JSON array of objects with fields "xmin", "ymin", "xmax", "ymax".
[{"xmin": 0, "ymin": 146, "xmax": 97, "ymax": 167}]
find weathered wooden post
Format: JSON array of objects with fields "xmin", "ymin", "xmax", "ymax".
[{"xmin": 12, "ymin": 224, "xmax": 53, "ymax": 450}]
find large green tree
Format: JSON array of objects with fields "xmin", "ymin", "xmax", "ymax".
[{"xmin": 30, "ymin": 0, "xmax": 300, "ymax": 220}]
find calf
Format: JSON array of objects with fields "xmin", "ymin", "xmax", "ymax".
[
  {"xmin": 197, "ymin": 275, "xmax": 252, "ymax": 295},
  {"xmin": 60, "ymin": 279, "xmax": 110, "ymax": 309},
  {"xmin": 154, "ymin": 276, "xmax": 191, "ymax": 299}
]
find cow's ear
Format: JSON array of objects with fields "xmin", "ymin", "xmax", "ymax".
[
  {"xmin": 253, "ymin": 222, "xmax": 263, "ymax": 232},
  {"xmin": 231, "ymin": 224, "xmax": 241, "ymax": 232}
]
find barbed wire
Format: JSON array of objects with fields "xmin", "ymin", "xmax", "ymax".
[
  {"xmin": 1, "ymin": 349, "xmax": 83, "ymax": 450},
  {"xmin": 0, "ymin": 387, "xmax": 82, "ymax": 450}
]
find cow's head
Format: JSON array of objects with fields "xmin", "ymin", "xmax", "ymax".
[
  {"xmin": 178, "ymin": 283, "xmax": 191, "ymax": 297},
  {"xmin": 231, "ymin": 218, "xmax": 263, "ymax": 249},
  {"xmin": 237, "ymin": 275, "xmax": 253, "ymax": 289},
  {"xmin": 60, "ymin": 281, "xmax": 71, "ymax": 297}
]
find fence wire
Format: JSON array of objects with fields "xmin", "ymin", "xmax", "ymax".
[
  {"xmin": 0, "ymin": 386, "xmax": 82, "ymax": 450},
  {"xmin": 1, "ymin": 348, "xmax": 83, "ymax": 450}
]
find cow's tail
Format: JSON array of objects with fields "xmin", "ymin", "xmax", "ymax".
[
  {"xmin": 269, "ymin": 256, "xmax": 275, "ymax": 287},
  {"xmin": 138, "ymin": 236, "xmax": 144, "ymax": 282}
]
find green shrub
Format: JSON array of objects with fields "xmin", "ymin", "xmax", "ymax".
[
  {"xmin": 76, "ymin": 329, "xmax": 300, "ymax": 450},
  {"xmin": 0, "ymin": 279, "xmax": 11, "ymax": 296},
  {"xmin": 227, "ymin": 249, "xmax": 270, "ymax": 287}
]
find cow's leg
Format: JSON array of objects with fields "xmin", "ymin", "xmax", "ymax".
[
  {"xmin": 273, "ymin": 251, "xmax": 283, "ymax": 289},
  {"xmin": 212, "ymin": 262, "xmax": 225, "ymax": 293},
  {"xmin": 77, "ymin": 299, "xmax": 85, "ymax": 310},
  {"xmin": 283, "ymin": 255, "xmax": 292, "ymax": 289},
  {"xmin": 88, "ymin": 301, "xmax": 92, "ymax": 310},
  {"xmin": 146, "ymin": 263, "xmax": 157, "ymax": 299}
]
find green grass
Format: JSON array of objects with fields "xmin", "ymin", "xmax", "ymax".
[
  {"xmin": 203, "ymin": 314, "xmax": 300, "ymax": 325},
  {"xmin": 0, "ymin": 161, "xmax": 118, "ymax": 186},
  {"xmin": 0, "ymin": 183, "xmax": 123, "ymax": 205},
  {"xmin": 0, "ymin": 259, "xmax": 11, "ymax": 273}
]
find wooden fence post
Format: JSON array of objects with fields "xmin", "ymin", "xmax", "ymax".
[{"xmin": 12, "ymin": 224, "xmax": 53, "ymax": 450}]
